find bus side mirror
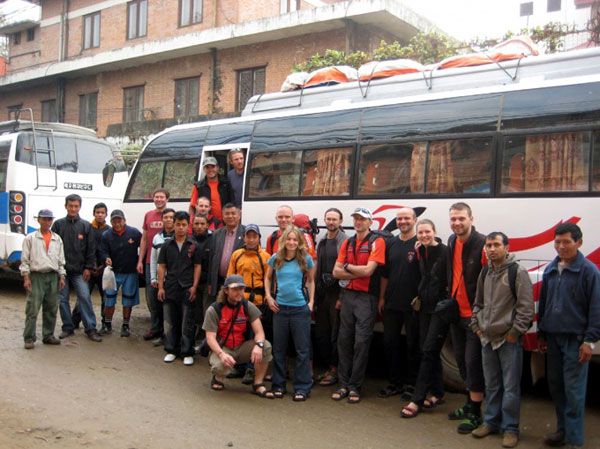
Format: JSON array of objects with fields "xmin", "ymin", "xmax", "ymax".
[{"xmin": 103, "ymin": 162, "xmax": 115, "ymax": 187}]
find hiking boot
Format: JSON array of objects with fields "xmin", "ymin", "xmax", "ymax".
[
  {"xmin": 242, "ymin": 367, "xmax": 255, "ymax": 385},
  {"xmin": 24, "ymin": 339, "xmax": 34, "ymax": 350},
  {"xmin": 59, "ymin": 330, "xmax": 74, "ymax": 339},
  {"xmin": 120, "ymin": 324, "xmax": 131, "ymax": 337},
  {"xmin": 457, "ymin": 413, "xmax": 482, "ymax": 434},
  {"xmin": 502, "ymin": 433, "xmax": 519, "ymax": 448},
  {"xmin": 448, "ymin": 403, "xmax": 471, "ymax": 420},
  {"xmin": 543, "ymin": 430, "xmax": 565, "ymax": 447},
  {"xmin": 86, "ymin": 330, "xmax": 103, "ymax": 342},
  {"xmin": 42, "ymin": 336, "xmax": 60, "ymax": 345},
  {"xmin": 98, "ymin": 323, "xmax": 112, "ymax": 335},
  {"xmin": 472, "ymin": 424, "xmax": 496, "ymax": 438}
]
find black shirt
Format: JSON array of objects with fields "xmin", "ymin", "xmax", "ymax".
[
  {"xmin": 382, "ymin": 236, "xmax": 421, "ymax": 312},
  {"xmin": 158, "ymin": 236, "xmax": 202, "ymax": 296},
  {"xmin": 323, "ymin": 238, "xmax": 338, "ymax": 274}
]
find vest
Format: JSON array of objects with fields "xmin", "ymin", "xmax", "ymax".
[
  {"xmin": 215, "ymin": 300, "xmax": 251, "ymax": 349},
  {"xmin": 344, "ymin": 233, "xmax": 381, "ymax": 296}
]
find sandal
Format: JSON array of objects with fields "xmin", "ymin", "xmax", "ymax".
[
  {"xmin": 377, "ymin": 385, "xmax": 401, "ymax": 398},
  {"xmin": 252, "ymin": 383, "xmax": 275, "ymax": 399},
  {"xmin": 331, "ymin": 387, "xmax": 349, "ymax": 401},
  {"xmin": 401, "ymin": 403, "xmax": 421, "ymax": 418},
  {"xmin": 272, "ymin": 389, "xmax": 285, "ymax": 399},
  {"xmin": 318, "ymin": 371, "xmax": 338, "ymax": 386},
  {"xmin": 293, "ymin": 392, "xmax": 309, "ymax": 402},
  {"xmin": 211, "ymin": 376, "xmax": 225, "ymax": 391},
  {"xmin": 423, "ymin": 396, "xmax": 446, "ymax": 409},
  {"xmin": 347, "ymin": 390, "xmax": 361, "ymax": 404}
]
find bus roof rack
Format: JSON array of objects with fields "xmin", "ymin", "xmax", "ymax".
[{"xmin": 0, "ymin": 120, "xmax": 98, "ymax": 138}]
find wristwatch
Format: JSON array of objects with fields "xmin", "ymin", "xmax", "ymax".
[
  {"xmin": 343, "ymin": 262, "xmax": 350, "ymax": 272},
  {"xmin": 255, "ymin": 341, "xmax": 265, "ymax": 349},
  {"xmin": 583, "ymin": 341, "xmax": 596, "ymax": 350}
]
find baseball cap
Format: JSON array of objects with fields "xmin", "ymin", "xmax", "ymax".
[
  {"xmin": 110, "ymin": 209, "xmax": 125, "ymax": 220},
  {"xmin": 351, "ymin": 207, "xmax": 373, "ymax": 220},
  {"xmin": 244, "ymin": 224, "xmax": 261, "ymax": 236},
  {"xmin": 224, "ymin": 274, "xmax": 246, "ymax": 289},
  {"xmin": 35, "ymin": 209, "xmax": 54, "ymax": 219},
  {"xmin": 202, "ymin": 157, "xmax": 218, "ymax": 167}
]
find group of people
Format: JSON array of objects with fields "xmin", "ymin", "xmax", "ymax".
[{"xmin": 20, "ymin": 151, "xmax": 599, "ymax": 449}]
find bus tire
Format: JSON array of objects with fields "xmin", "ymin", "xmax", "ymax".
[{"xmin": 441, "ymin": 335, "xmax": 465, "ymax": 392}]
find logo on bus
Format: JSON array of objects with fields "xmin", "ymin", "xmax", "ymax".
[{"xmin": 64, "ymin": 182, "xmax": 92, "ymax": 191}]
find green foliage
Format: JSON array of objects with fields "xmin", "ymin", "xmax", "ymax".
[
  {"xmin": 292, "ymin": 49, "xmax": 368, "ymax": 72},
  {"xmin": 374, "ymin": 32, "xmax": 461, "ymax": 65}
]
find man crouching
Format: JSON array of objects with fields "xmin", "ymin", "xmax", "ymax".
[{"xmin": 202, "ymin": 274, "xmax": 274, "ymax": 398}]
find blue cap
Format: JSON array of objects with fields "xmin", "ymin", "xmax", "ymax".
[{"xmin": 243, "ymin": 224, "xmax": 261, "ymax": 236}]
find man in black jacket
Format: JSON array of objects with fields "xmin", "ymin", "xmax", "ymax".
[
  {"xmin": 446, "ymin": 202, "xmax": 486, "ymax": 434},
  {"xmin": 52, "ymin": 194, "xmax": 102, "ymax": 342},
  {"xmin": 188, "ymin": 157, "xmax": 234, "ymax": 222}
]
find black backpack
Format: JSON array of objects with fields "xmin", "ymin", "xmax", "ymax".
[{"xmin": 480, "ymin": 263, "xmax": 519, "ymax": 300}]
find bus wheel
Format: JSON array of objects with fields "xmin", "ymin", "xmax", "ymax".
[{"xmin": 441, "ymin": 336, "xmax": 465, "ymax": 392}]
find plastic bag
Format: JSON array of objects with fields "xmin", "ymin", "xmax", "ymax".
[{"xmin": 102, "ymin": 266, "xmax": 117, "ymax": 291}]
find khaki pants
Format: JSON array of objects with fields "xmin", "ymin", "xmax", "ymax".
[
  {"xmin": 209, "ymin": 339, "xmax": 273, "ymax": 376},
  {"xmin": 23, "ymin": 272, "xmax": 59, "ymax": 341}
]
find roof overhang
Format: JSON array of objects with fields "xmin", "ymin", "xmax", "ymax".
[
  {"xmin": 0, "ymin": 19, "xmax": 40, "ymax": 34},
  {"xmin": 0, "ymin": 0, "xmax": 437, "ymax": 91}
]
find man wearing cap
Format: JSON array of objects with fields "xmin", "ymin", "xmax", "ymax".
[
  {"xmin": 188, "ymin": 157, "xmax": 234, "ymax": 222},
  {"xmin": 20, "ymin": 209, "xmax": 66, "ymax": 349},
  {"xmin": 98, "ymin": 210, "xmax": 142, "ymax": 337},
  {"xmin": 332, "ymin": 207, "xmax": 386, "ymax": 403},
  {"xmin": 202, "ymin": 274, "xmax": 274, "ymax": 398},
  {"xmin": 227, "ymin": 149, "xmax": 245, "ymax": 209}
]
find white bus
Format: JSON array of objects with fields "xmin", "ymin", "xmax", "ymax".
[
  {"xmin": 122, "ymin": 47, "xmax": 600, "ymax": 380},
  {"xmin": 0, "ymin": 113, "xmax": 128, "ymax": 272}
]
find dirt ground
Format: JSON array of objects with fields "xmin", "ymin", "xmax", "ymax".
[{"xmin": 1, "ymin": 279, "xmax": 599, "ymax": 449}]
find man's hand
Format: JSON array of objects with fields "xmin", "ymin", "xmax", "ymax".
[
  {"xmin": 23, "ymin": 276, "xmax": 32, "ymax": 292},
  {"xmin": 151, "ymin": 281, "xmax": 158, "ymax": 288},
  {"xmin": 335, "ymin": 298, "xmax": 342, "ymax": 310},
  {"xmin": 105, "ymin": 258, "xmax": 112, "ymax": 267},
  {"xmin": 188, "ymin": 287, "xmax": 196, "ymax": 302},
  {"xmin": 82, "ymin": 269, "xmax": 91, "ymax": 282},
  {"xmin": 579, "ymin": 343, "xmax": 593, "ymax": 364},
  {"xmin": 219, "ymin": 351, "xmax": 236, "ymax": 368},
  {"xmin": 59, "ymin": 278, "xmax": 66, "ymax": 291},
  {"xmin": 476, "ymin": 330, "xmax": 483, "ymax": 339},
  {"xmin": 378, "ymin": 298, "xmax": 385, "ymax": 315},
  {"xmin": 537, "ymin": 337, "xmax": 547, "ymax": 354},
  {"xmin": 137, "ymin": 262, "xmax": 144, "ymax": 275},
  {"xmin": 158, "ymin": 288, "xmax": 166, "ymax": 302},
  {"xmin": 250, "ymin": 344, "xmax": 263, "ymax": 364},
  {"xmin": 506, "ymin": 334, "xmax": 518, "ymax": 344}
]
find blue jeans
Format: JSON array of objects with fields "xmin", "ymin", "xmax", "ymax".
[
  {"xmin": 59, "ymin": 274, "xmax": 97, "ymax": 332},
  {"xmin": 272, "ymin": 304, "xmax": 312, "ymax": 395},
  {"xmin": 482, "ymin": 340, "xmax": 523, "ymax": 435},
  {"xmin": 546, "ymin": 333, "xmax": 589, "ymax": 447}
]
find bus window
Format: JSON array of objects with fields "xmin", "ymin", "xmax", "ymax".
[
  {"xmin": 594, "ymin": 131, "xmax": 600, "ymax": 191},
  {"xmin": 302, "ymin": 147, "xmax": 352, "ymax": 196},
  {"xmin": 54, "ymin": 137, "xmax": 78, "ymax": 173},
  {"xmin": 0, "ymin": 141, "xmax": 9, "ymax": 192},
  {"xmin": 357, "ymin": 143, "xmax": 424, "ymax": 196},
  {"xmin": 501, "ymin": 132, "xmax": 589, "ymax": 193},
  {"xmin": 164, "ymin": 159, "xmax": 196, "ymax": 200},
  {"xmin": 16, "ymin": 133, "xmax": 52, "ymax": 168},
  {"xmin": 126, "ymin": 160, "xmax": 165, "ymax": 200},
  {"xmin": 77, "ymin": 140, "xmax": 118, "ymax": 173},
  {"xmin": 248, "ymin": 151, "xmax": 302, "ymax": 198},
  {"xmin": 427, "ymin": 138, "xmax": 493, "ymax": 194}
]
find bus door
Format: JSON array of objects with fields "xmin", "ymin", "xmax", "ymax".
[
  {"xmin": 0, "ymin": 138, "xmax": 12, "ymax": 261},
  {"xmin": 197, "ymin": 143, "xmax": 250, "ymax": 190}
]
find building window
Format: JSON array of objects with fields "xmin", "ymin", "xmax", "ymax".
[
  {"xmin": 127, "ymin": 0, "xmax": 147, "ymax": 40},
  {"xmin": 174, "ymin": 77, "xmax": 200, "ymax": 117},
  {"xmin": 236, "ymin": 67, "xmax": 265, "ymax": 111},
  {"xmin": 41, "ymin": 100, "xmax": 57, "ymax": 122},
  {"xmin": 27, "ymin": 28, "xmax": 35, "ymax": 41},
  {"xmin": 280, "ymin": 0, "xmax": 300, "ymax": 13},
  {"xmin": 7, "ymin": 104, "xmax": 23, "ymax": 120},
  {"xmin": 12, "ymin": 32, "xmax": 21, "ymax": 45},
  {"xmin": 123, "ymin": 86, "xmax": 144, "ymax": 122},
  {"xmin": 520, "ymin": 2, "xmax": 533, "ymax": 16},
  {"xmin": 179, "ymin": 0, "xmax": 202, "ymax": 26},
  {"xmin": 79, "ymin": 93, "xmax": 98, "ymax": 128},
  {"xmin": 83, "ymin": 12, "xmax": 101, "ymax": 49},
  {"xmin": 547, "ymin": 0, "xmax": 561, "ymax": 12}
]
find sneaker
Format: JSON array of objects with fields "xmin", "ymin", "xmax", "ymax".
[
  {"xmin": 543, "ymin": 430, "xmax": 565, "ymax": 447},
  {"xmin": 502, "ymin": 433, "xmax": 519, "ymax": 448},
  {"xmin": 448, "ymin": 403, "xmax": 471, "ymax": 420},
  {"xmin": 164, "ymin": 353, "xmax": 176, "ymax": 363},
  {"xmin": 42, "ymin": 336, "xmax": 61, "ymax": 345},
  {"xmin": 472, "ymin": 424, "xmax": 496, "ymax": 439},
  {"xmin": 24, "ymin": 339, "xmax": 34, "ymax": 350},
  {"xmin": 242, "ymin": 368, "xmax": 255, "ymax": 385},
  {"xmin": 98, "ymin": 324, "xmax": 112, "ymax": 335},
  {"xmin": 183, "ymin": 356, "xmax": 194, "ymax": 366},
  {"xmin": 86, "ymin": 330, "xmax": 103, "ymax": 342},
  {"xmin": 457, "ymin": 413, "xmax": 482, "ymax": 434},
  {"xmin": 120, "ymin": 325, "xmax": 130, "ymax": 337},
  {"xmin": 59, "ymin": 330, "xmax": 74, "ymax": 339}
]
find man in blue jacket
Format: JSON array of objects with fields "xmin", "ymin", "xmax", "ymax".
[{"xmin": 537, "ymin": 223, "xmax": 600, "ymax": 449}]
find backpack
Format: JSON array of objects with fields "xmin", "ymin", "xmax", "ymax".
[
  {"xmin": 347, "ymin": 229, "xmax": 394, "ymax": 254},
  {"xmin": 481, "ymin": 263, "xmax": 519, "ymax": 300},
  {"xmin": 233, "ymin": 247, "xmax": 266, "ymax": 301}
]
